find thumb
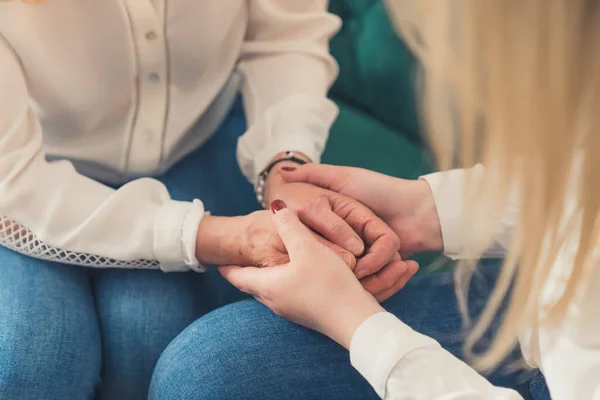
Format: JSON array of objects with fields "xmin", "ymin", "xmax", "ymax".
[
  {"xmin": 270, "ymin": 200, "xmax": 315, "ymax": 259},
  {"xmin": 279, "ymin": 164, "xmax": 349, "ymax": 192}
]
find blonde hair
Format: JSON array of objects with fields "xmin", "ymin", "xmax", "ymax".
[{"xmin": 386, "ymin": 0, "xmax": 600, "ymax": 371}]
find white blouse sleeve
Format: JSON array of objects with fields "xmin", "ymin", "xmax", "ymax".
[
  {"xmin": 350, "ymin": 313, "xmax": 523, "ymax": 399},
  {"xmin": 532, "ymin": 263, "xmax": 600, "ymax": 399},
  {"xmin": 236, "ymin": 0, "xmax": 342, "ymax": 181},
  {"xmin": 351, "ymin": 168, "xmax": 600, "ymax": 399},
  {"xmin": 350, "ymin": 275, "xmax": 600, "ymax": 400},
  {"xmin": 0, "ymin": 36, "xmax": 204, "ymax": 272},
  {"xmin": 421, "ymin": 166, "xmax": 520, "ymax": 260}
]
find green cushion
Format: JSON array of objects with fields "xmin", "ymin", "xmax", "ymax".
[
  {"xmin": 328, "ymin": 0, "xmax": 421, "ymax": 141},
  {"xmin": 323, "ymin": 101, "xmax": 430, "ymax": 178}
]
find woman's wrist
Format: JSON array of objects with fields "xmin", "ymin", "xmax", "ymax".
[
  {"xmin": 319, "ymin": 293, "xmax": 385, "ymax": 350},
  {"xmin": 195, "ymin": 214, "xmax": 245, "ymax": 265},
  {"xmin": 262, "ymin": 152, "xmax": 311, "ymax": 207}
]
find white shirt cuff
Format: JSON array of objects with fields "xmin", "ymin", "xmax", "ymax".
[
  {"xmin": 154, "ymin": 199, "xmax": 206, "ymax": 272},
  {"xmin": 236, "ymin": 95, "xmax": 338, "ymax": 183},
  {"xmin": 350, "ymin": 312, "xmax": 439, "ymax": 398},
  {"xmin": 420, "ymin": 167, "xmax": 483, "ymax": 259}
]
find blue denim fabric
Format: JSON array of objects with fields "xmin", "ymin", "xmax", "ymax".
[
  {"xmin": 0, "ymin": 100, "xmax": 255, "ymax": 400},
  {"xmin": 150, "ymin": 265, "xmax": 550, "ymax": 400},
  {"xmin": 530, "ymin": 371, "xmax": 552, "ymax": 400}
]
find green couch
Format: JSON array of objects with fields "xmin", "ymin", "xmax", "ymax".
[
  {"xmin": 322, "ymin": 0, "xmax": 443, "ymax": 271},
  {"xmin": 324, "ymin": 0, "xmax": 426, "ymax": 171}
]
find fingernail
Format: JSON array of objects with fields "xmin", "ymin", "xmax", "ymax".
[
  {"xmin": 356, "ymin": 269, "xmax": 369, "ymax": 279},
  {"xmin": 345, "ymin": 237, "xmax": 364, "ymax": 255},
  {"xmin": 281, "ymin": 166, "xmax": 296, "ymax": 172},
  {"xmin": 270, "ymin": 199, "xmax": 287, "ymax": 214},
  {"xmin": 342, "ymin": 253, "xmax": 354, "ymax": 267}
]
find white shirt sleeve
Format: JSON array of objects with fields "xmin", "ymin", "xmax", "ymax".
[
  {"xmin": 350, "ymin": 313, "xmax": 523, "ymax": 399},
  {"xmin": 421, "ymin": 166, "xmax": 519, "ymax": 259},
  {"xmin": 236, "ymin": 0, "xmax": 342, "ymax": 181},
  {"xmin": 350, "ymin": 169, "xmax": 600, "ymax": 399},
  {"xmin": 533, "ymin": 262, "xmax": 600, "ymax": 400},
  {"xmin": 0, "ymin": 37, "xmax": 204, "ymax": 272},
  {"xmin": 350, "ymin": 277, "xmax": 600, "ymax": 400}
]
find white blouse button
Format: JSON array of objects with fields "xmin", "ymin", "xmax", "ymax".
[
  {"xmin": 143, "ymin": 129, "xmax": 155, "ymax": 143},
  {"xmin": 145, "ymin": 31, "xmax": 157, "ymax": 41}
]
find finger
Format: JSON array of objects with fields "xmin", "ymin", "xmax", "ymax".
[
  {"xmin": 279, "ymin": 163, "xmax": 352, "ymax": 192},
  {"xmin": 271, "ymin": 202, "xmax": 317, "ymax": 259},
  {"xmin": 355, "ymin": 219, "xmax": 400, "ymax": 279},
  {"xmin": 359, "ymin": 255, "xmax": 407, "ymax": 296},
  {"xmin": 329, "ymin": 196, "xmax": 400, "ymax": 279},
  {"xmin": 313, "ymin": 233, "xmax": 357, "ymax": 269},
  {"xmin": 348, "ymin": 213, "xmax": 400, "ymax": 279},
  {"xmin": 374, "ymin": 260, "xmax": 419, "ymax": 303},
  {"xmin": 218, "ymin": 265, "xmax": 268, "ymax": 297},
  {"xmin": 300, "ymin": 205, "xmax": 364, "ymax": 256}
]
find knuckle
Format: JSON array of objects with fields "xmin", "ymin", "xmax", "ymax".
[
  {"xmin": 328, "ymin": 219, "xmax": 346, "ymax": 234},
  {"xmin": 306, "ymin": 195, "xmax": 327, "ymax": 211},
  {"xmin": 261, "ymin": 252, "xmax": 289, "ymax": 268},
  {"xmin": 276, "ymin": 215, "xmax": 291, "ymax": 229},
  {"xmin": 361, "ymin": 276, "xmax": 380, "ymax": 293}
]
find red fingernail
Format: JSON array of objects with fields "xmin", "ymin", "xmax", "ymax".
[
  {"xmin": 281, "ymin": 166, "xmax": 296, "ymax": 172},
  {"xmin": 270, "ymin": 199, "xmax": 287, "ymax": 214}
]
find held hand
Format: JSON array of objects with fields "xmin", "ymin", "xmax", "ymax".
[
  {"xmin": 269, "ymin": 182, "xmax": 400, "ymax": 274},
  {"xmin": 265, "ymin": 180, "xmax": 417, "ymax": 301},
  {"xmin": 264, "ymin": 158, "xmax": 418, "ymax": 300},
  {"xmin": 281, "ymin": 164, "xmax": 444, "ymax": 258},
  {"xmin": 195, "ymin": 211, "xmax": 357, "ymax": 269},
  {"xmin": 219, "ymin": 203, "xmax": 417, "ymax": 348}
]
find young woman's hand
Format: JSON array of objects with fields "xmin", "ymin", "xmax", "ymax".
[
  {"xmin": 281, "ymin": 164, "xmax": 444, "ymax": 258},
  {"xmin": 219, "ymin": 202, "xmax": 418, "ymax": 348}
]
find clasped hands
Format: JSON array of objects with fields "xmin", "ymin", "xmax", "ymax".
[
  {"xmin": 207, "ymin": 163, "xmax": 444, "ymax": 348},
  {"xmin": 197, "ymin": 160, "xmax": 442, "ymax": 302},
  {"xmin": 194, "ymin": 159, "xmax": 447, "ymax": 347}
]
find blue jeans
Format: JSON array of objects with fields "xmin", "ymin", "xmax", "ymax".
[
  {"xmin": 150, "ymin": 264, "xmax": 551, "ymax": 400},
  {"xmin": 0, "ymin": 100, "xmax": 255, "ymax": 400}
]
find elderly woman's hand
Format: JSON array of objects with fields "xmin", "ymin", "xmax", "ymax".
[
  {"xmin": 219, "ymin": 202, "xmax": 419, "ymax": 348},
  {"xmin": 195, "ymin": 210, "xmax": 357, "ymax": 269}
]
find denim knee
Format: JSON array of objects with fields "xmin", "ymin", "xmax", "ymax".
[
  {"xmin": 0, "ymin": 325, "xmax": 100, "ymax": 399},
  {"xmin": 149, "ymin": 300, "xmax": 366, "ymax": 400},
  {"xmin": 0, "ymin": 250, "xmax": 101, "ymax": 400},
  {"xmin": 149, "ymin": 300, "xmax": 281, "ymax": 400}
]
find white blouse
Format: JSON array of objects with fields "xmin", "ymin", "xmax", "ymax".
[
  {"xmin": 350, "ymin": 168, "xmax": 600, "ymax": 399},
  {"xmin": 0, "ymin": 1, "xmax": 340, "ymax": 272}
]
